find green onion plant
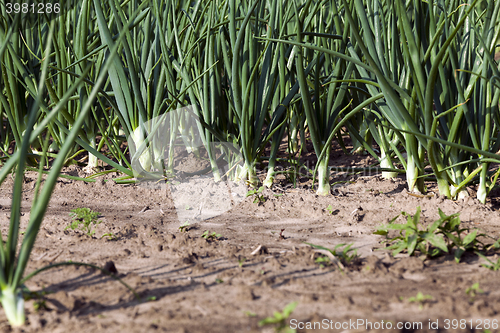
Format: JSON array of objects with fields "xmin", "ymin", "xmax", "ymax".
[{"xmin": 0, "ymin": 9, "xmax": 134, "ymax": 324}]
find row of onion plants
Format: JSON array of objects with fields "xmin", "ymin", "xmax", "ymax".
[{"xmin": 2, "ymin": 0, "xmax": 500, "ymax": 195}]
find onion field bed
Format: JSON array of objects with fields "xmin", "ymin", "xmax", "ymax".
[
  {"xmin": 1, "ymin": 149, "xmax": 500, "ymax": 333},
  {"xmin": 3, "ymin": 0, "xmax": 500, "ymax": 331}
]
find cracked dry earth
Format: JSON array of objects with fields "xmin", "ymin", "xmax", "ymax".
[{"xmin": 1, "ymin": 163, "xmax": 500, "ymax": 333}]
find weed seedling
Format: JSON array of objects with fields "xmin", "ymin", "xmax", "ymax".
[
  {"xmin": 244, "ymin": 311, "xmax": 257, "ymax": 317},
  {"xmin": 375, "ymin": 206, "xmax": 488, "ymax": 261},
  {"xmin": 407, "ymin": 292, "xmax": 433, "ymax": 310},
  {"xmin": 179, "ymin": 221, "xmax": 190, "ymax": 233},
  {"xmin": 326, "ymin": 204, "xmax": 339, "ymax": 215},
  {"xmin": 238, "ymin": 257, "xmax": 247, "ymax": 268},
  {"xmin": 258, "ymin": 301, "xmax": 298, "ymax": 333},
  {"xmin": 305, "ymin": 242, "xmax": 358, "ymax": 269},
  {"xmin": 466, "ymin": 283, "xmax": 484, "ymax": 300},
  {"xmin": 24, "ymin": 289, "xmax": 50, "ymax": 312},
  {"xmin": 314, "ymin": 256, "xmax": 330, "ymax": 268},
  {"xmin": 476, "ymin": 253, "xmax": 500, "ymax": 271},
  {"xmin": 101, "ymin": 232, "xmax": 117, "ymax": 241},
  {"xmin": 437, "ymin": 209, "xmax": 487, "ymax": 262},
  {"xmin": 375, "ymin": 207, "xmax": 447, "ymax": 257},
  {"xmin": 246, "ymin": 186, "xmax": 266, "ymax": 204},
  {"xmin": 33, "ymin": 298, "xmax": 48, "ymax": 312},
  {"xmin": 66, "ymin": 207, "xmax": 102, "ymax": 237},
  {"xmin": 201, "ymin": 230, "xmax": 221, "ymax": 240}
]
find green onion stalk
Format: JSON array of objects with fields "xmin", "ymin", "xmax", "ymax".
[
  {"xmin": 261, "ymin": 0, "xmax": 388, "ymax": 195},
  {"xmin": 292, "ymin": 0, "xmax": 359, "ymax": 195},
  {"xmin": 75, "ymin": 0, "xmax": 99, "ymax": 170},
  {"xmin": 421, "ymin": 0, "xmax": 498, "ymax": 201},
  {"xmin": 340, "ymin": 0, "xmax": 493, "ymax": 198},
  {"xmin": 148, "ymin": 0, "xmax": 225, "ymax": 182},
  {"xmin": 346, "ymin": 0, "xmax": 426, "ymax": 192},
  {"xmin": 0, "ymin": 12, "xmax": 134, "ymax": 325},
  {"xmin": 224, "ymin": 0, "xmax": 285, "ymax": 187},
  {"xmin": 93, "ymin": 0, "xmax": 168, "ymax": 177},
  {"xmin": 450, "ymin": 0, "xmax": 500, "ymax": 202},
  {"xmin": 0, "ymin": 17, "xmax": 39, "ymax": 162},
  {"xmin": 260, "ymin": 0, "xmax": 299, "ymax": 188},
  {"xmin": 375, "ymin": 122, "xmax": 400, "ymax": 179},
  {"xmin": 168, "ymin": 0, "xmax": 287, "ymax": 186},
  {"xmin": 143, "ymin": 0, "xmax": 226, "ymax": 181},
  {"xmin": 262, "ymin": 9, "xmax": 415, "ymax": 194},
  {"xmin": 261, "ymin": 0, "xmax": 288, "ymax": 188},
  {"xmin": 263, "ymin": 1, "xmax": 317, "ymax": 188}
]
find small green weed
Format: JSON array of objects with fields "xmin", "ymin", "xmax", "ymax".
[
  {"xmin": 246, "ymin": 186, "xmax": 266, "ymax": 204},
  {"xmin": 244, "ymin": 311, "xmax": 257, "ymax": 317},
  {"xmin": 407, "ymin": 292, "xmax": 433, "ymax": 310},
  {"xmin": 305, "ymin": 242, "xmax": 358, "ymax": 269},
  {"xmin": 258, "ymin": 301, "xmax": 298, "ymax": 333},
  {"xmin": 375, "ymin": 207, "xmax": 448, "ymax": 258},
  {"xmin": 23, "ymin": 288, "xmax": 51, "ymax": 312},
  {"xmin": 437, "ymin": 210, "xmax": 488, "ymax": 262},
  {"xmin": 33, "ymin": 299, "xmax": 48, "ymax": 312},
  {"xmin": 466, "ymin": 282, "xmax": 484, "ymax": 301},
  {"xmin": 66, "ymin": 208, "xmax": 102, "ymax": 237},
  {"xmin": 375, "ymin": 207, "xmax": 489, "ymax": 262},
  {"xmin": 101, "ymin": 232, "xmax": 117, "ymax": 241},
  {"xmin": 314, "ymin": 256, "xmax": 330, "ymax": 268},
  {"xmin": 179, "ymin": 221, "xmax": 190, "ymax": 232},
  {"xmin": 238, "ymin": 257, "xmax": 247, "ymax": 268},
  {"xmin": 476, "ymin": 253, "xmax": 500, "ymax": 271},
  {"xmin": 201, "ymin": 230, "xmax": 221, "ymax": 240},
  {"xmin": 326, "ymin": 204, "xmax": 339, "ymax": 215}
]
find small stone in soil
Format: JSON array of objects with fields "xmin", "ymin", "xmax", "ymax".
[{"xmin": 102, "ymin": 261, "xmax": 118, "ymax": 275}]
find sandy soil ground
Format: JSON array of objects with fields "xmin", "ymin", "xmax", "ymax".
[{"xmin": 1, "ymin": 151, "xmax": 500, "ymax": 333}]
